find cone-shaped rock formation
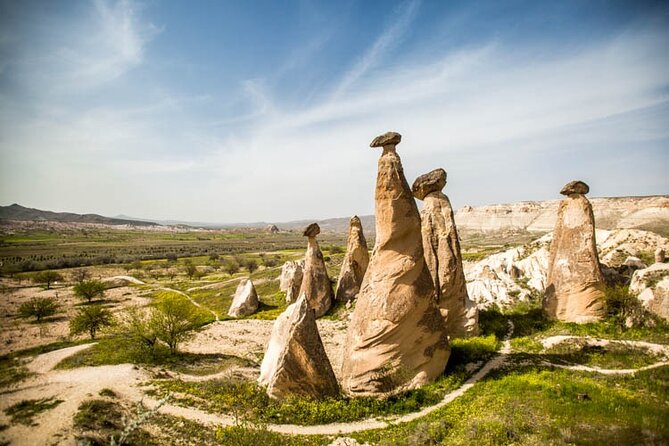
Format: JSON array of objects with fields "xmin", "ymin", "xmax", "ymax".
[
  {"xmin": 335, "ymin": 216, "xmax": 370, "ymax": 302},
  {"xmin": 258, "ymin": 293, "xmax": 340, "ymax": 399},
  {"xmin": 299, "ymin": 223, "xmax": 334, "ymax": 317},
  {"xmin": 543, "ymin": 180, "xmax": 606, "ymax": 323},
  {"xmin": 412, "ymin": 168, "xmax": 478, "ymax": 338},
  {"xmin": 228, "ymin": 278, "xmax": 259, "ymax": 318},
  {"xmin": 279, "ymin": 260, "xmax": 304, "ymax": 303},
  {"xmin": 341, "ymin": 132, "xmax": 450, "ymax": 397}
]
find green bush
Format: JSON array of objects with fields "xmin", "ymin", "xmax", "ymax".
[
  {"xmin": 604, "ymin": 285, "xmax": 645, "ymax": 330},
  {"xmin": 18, "ymin": 297, "xmax": 60, "ymax": 322},
  {"xmin": 31, "ymin": 270, "xmax": 63, "ymax": 289},
  {"xmin": 73, "ymin": 280, "xmax": 106, "ymax": 303},
  {"xmin": 70, "ymin": 305, "xmax": 115, "ymax": 339}
]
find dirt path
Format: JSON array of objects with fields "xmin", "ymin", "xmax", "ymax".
[
  {"xmin": 160, "ymin": 287, "xmax": 220, "ymax": 321},
  {"xmin": 4, "ymin": 321, "xmax": 669, "ymax": 443}
]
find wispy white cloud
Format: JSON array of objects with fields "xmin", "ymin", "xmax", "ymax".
[
  {"xmin": 331, "ymin": 0, "xmax": 421, "ymax": 98},
  {"xmin": 0, "ymin": 2, "xmax": 667, "ymax": 222}
]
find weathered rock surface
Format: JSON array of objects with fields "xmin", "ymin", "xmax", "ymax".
[
  {"xmin": 341, "ymin": 132, "xmax": 449, "ymax": 397},
  {"xmin": 335, "ymin": 216, "xmax": 370, "ymax": 302},
  {"xmin": 413, "ymin": 168, "xmax": 478, "ymax": 338},
  {"xmin": 630, "ymin": 263, "xmax": 669, "ymax": 321},
  {"xmin": 465, "ymin": 229, "xmax": 669, "ymax": 309},
  {"xmin": 266, "ymin": 224, "xmax": 279, "ymax": 233},
  {"xmin": 279, "ymin": 260, "xmax": 304, "ymax": 303},
  {"xmin": 258, "ymin": 294, "xmax": 339, "ymax": 399},
  {"xmin": 656, "ymin": 248, "xmax": 666, "ymax": 263},
  {"xmin": 228, "ymin": 278, "xmax": 259, "ymax": 318},
  {"xmin": 455, "ymin": 195, "xmax": 669, "ymax": 235},
  {"xmin": 299, "ymin": 223, "xmax": 334, "ymax": 317},
  {"xmin": 543, "ymin": 181, "xmax": 606, "ymax": 323}
]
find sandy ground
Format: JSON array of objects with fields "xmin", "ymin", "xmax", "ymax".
[
  {"xmin": 2, "ymin": 318, "xmax": 669, "ymax": 444},
  {"xmin": 183, "ymin": 318, "xmax": 349, "ymax": 377},
  {"xmin": 0, "ymin": 280, "xmax": 150, "ymax": 356}
]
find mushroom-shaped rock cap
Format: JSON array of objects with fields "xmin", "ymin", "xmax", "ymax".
[
  {"xmin": 350, "ymin": 215, "xmax": 362, "ymax": 228},
  {"xmin": 303, "ymin": 223, "xmax": 320, "ymax": 237},
  {"xmin": 412, "ymin": 168, "xmax": 447, "ymax": 200},
  {"xmin": 560, "ymin": 180, "xmax": 590, "ymax": 196},
  {"xmin": 370, "ymin": 131, "xmax": 401, "ymax": 148}
]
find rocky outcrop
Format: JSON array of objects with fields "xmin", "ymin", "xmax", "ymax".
[
  {"xmin": 266, "ymin": 224, "xmax": 280, "ymax": 233},
  {"xmin": 258, "ymin": 294, "xmax": 339, "ymax": 399},
  {"xmin": 299, "ymin": 223, "xmax": 334, "ymax": 317},
  {"xmin": 543, "ymin": 181, "xmax": 606, "ymax": 323},
  {"xmin": 598, "ymin": 229, "xmax": 669, "ymax": 267},
  {"xmin": 630, "ymin": 263, "xmax": 669, "ymax": 321},
  {"xmin": 465, "ymin": 228, "xmax": 669, "ymax": 309},
  {"xmin": 335, "ymin": 216, "xmax": 369, "ymax": 302},
  {"xmin": 412, "ymin": 168, "xmax": 478, "ymax": 338},
  {"xmin": 279, "ymin": 260, "xmax": 304, "ymax": 303},
  {"xmin": 455, "ymin": 195, "xmax": 669, "ymax": 235},
  {"xmin": 655, "ymin": 248, "xmax": 665, "ymax": 263},
  {"xmin": 341, "ymin": 132, "xmax": 450, "ymax": 397},
  {"xmin": 228, "ymin": 278, "xmax": 260, "ymax": 318}
]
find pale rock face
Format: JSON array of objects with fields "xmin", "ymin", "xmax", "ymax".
[
  {"xmin": 341, "ymin": 133, "xmax": 449, "ymax": 397},
  {"xmin": 413, "ymin": 169, "xmax": 478, "ymax": 338},
  {"xmin": 279, "ymin": 260, "xmax": 304, "ymax": 303},
  {"xmin": 258, "ymin": 294, "xmax": 339, "ymax": 399},
  {"xmin": 228, "ymin": 278, "xmax": 260, "ymax": 318},
  {"xmin": 454, "ymin": 195, "xmax": 669, "ymax": 234},
  {"xmin": 630, "ymin": 263, "xmax": 669, "ymax": 321},
  {"xmin": 465, "ymin": 228, "xmax": 669, "ymax": 309},
  {"xmin": 543, "ymin": 186, "xmax": 606, "ymax": 323},
  {"xmin": 299, "ymin": 223, "xmax": 334, "ymax": 317},
  {"xmin": 335, "ymin": 216, "xmax": 370, "ymax": 302},
  {"xmin": 598, "ymin": 229, "xmax": 669, "ymax": 267}
]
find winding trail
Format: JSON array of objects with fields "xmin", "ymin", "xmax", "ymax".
[
  {"xmin": 160, "ymin": 287, "xmax": 220, "ymax": 322},
  {"xmin": 4, "ymin": 321, "xmax": 669, "ymax": 444}
]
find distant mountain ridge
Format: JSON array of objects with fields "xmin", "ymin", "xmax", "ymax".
[
  {"xmin": 2, "ymin": 194, "xmax": 667, "ymax": 236},
  {"xmin": 0, "ymin": 204, "xmax": 158, "ymax": 227}
]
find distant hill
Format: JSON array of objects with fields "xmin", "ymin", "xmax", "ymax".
[{"xmin": 0, "ymin": 204, "xmax": 159, "ymax": 227}]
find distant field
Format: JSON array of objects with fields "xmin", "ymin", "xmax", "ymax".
[{"xmin": 0, "ymin": 226, "xmax": 347, "ymax": 274}]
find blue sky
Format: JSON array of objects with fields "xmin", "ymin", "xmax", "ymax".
[{"xmin": 0, "ymin": 0, "xmax": 667, "ymax": 223}]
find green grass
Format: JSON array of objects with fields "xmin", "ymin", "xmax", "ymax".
[
  {"xmin": 148, "ymin": 413, "xmax": 328, "ymax": 446},
  {"xmin": 3, "ymin": 397, "xmax": 63, "ymax": 426},
  {"xmin": 55, "ymin": 337, "xmax": 254, "ymax": 373},
  {"xmin": 352, "ymin": 366, "xmax": 669, "ymax": 445},
  {"xmin": 146, "ymin": 334, "xmax": 498, "ymax": 426},
  {"xmin": 542, "ymin": 339, "xmax": 666, "ymax": 369},
  {"xmin": 73, "ymin": 399, "xmax": 155, "ymax": 445}
]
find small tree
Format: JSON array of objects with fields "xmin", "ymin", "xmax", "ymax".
[
  {"xmin": 73, "ymin": 280, "xmax": 106, "ymax": 303},
  {"xmin": 246, "ymin": 260, "xmax": 258, "ymax": 274},
  {"xmin": 153, "ymin": 296, "xmax": 202, "ymax": 354},
  {"xmin": 32, "ymin": 271, "xmax": 63, "ymax": 289},
  {"xmin": 117, "ymin": 306, "xmax": 159, "ymax": 353},
  {"xmin": 223, "ymin": 260, "xmax": 240, "ymax": 276},
  {"xmin": 70, "ymin": 305, "xmax": 115, "ymax": 339},
  {"xmin": 71, "ymin": 268, "xmax": 91, "ymax": 284},
  {"xmin": 209, "ymin": 253, "xmax": 219, "ymax": 262},
  {"xmin": 18, "ymin": 297, "xmax": 60, "ymax": 322},
  {"xmin": 183, "ymin": 260, "xmax": 197, "ymax": 279}
]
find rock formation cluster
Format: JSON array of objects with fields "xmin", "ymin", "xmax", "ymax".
[
  {"xmin": 299, "ymin": 223, "xmax": 334, "ymax": 317},
  {"xmin": 341, "ymin": 132, "xmax": 450, "ymax": 397},
  {"xmin": 412, "ymin": 168, "xmax": 478, "ymax": 338},
  {"xmin": 279, "ymin": 260, "xmax": 304, "ymax": 303},
  {"xmin": 335, "ymin": 216, "xmax": 369, "ymax": 302},
  {"xmin": 228, "ymin": 278, "xmax": 259, "ymax": 318},
  {"xmin": 258, "ymin": 294, "xmax": 339, "ymax": 399},
  {"xmin": 543, "ymin": 181, "xmax": 606, "ymax": 323}
]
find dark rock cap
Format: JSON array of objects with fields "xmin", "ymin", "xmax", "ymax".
[
  {"xmin": 560, "ymin": 180, "xmax": 589, "ymax": 196},
  {"xmin": 370, "ymin": 131, "xmax": 401, "ymax": 148},
  {"xmin": 350, "ymin": 215, "xmax": 362, "ymax": 228},
  {"xmin": 412, "ymin": 168, "xmax": 447, "ymax": 200},
  {"xmin": 303, "ymin": 223, "xmax": 320, "ymax": 237}
]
